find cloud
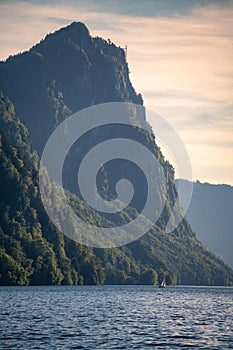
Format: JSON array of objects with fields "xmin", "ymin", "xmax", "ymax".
[{"xmin": 0, "ymin": 0, "xmax": 233, "ymax": 184}]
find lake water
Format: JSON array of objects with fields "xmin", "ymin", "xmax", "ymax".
[{"xmin": 0, "ymin": 285, "xmax": 232, "ymax": 349}]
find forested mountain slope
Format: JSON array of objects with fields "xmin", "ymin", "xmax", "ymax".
[{"xmin": 0, "ymin": 22, "xmax": 233, "ymax": 285}]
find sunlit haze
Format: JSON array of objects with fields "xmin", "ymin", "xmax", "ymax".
[{"xmin": 0, "ymin": 0, "xmax": 233, "ymax": 184}]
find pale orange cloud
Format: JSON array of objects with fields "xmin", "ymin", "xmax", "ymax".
[{"xmin": 0, "ymin": 1, "xmax": 233, "ymax": 184}]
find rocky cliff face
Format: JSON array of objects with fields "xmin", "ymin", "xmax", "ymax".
[
  {"xmin": 0, "ymin": 22, "xmax": 233, "ymax": 286},
  {"xmin": 0, "ymin": 22, "xmax": 142, "ymax": 153}
]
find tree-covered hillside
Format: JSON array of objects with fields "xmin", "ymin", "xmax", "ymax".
[
  {"xmin": 0, "ymin": 23, "xmax": 233, "ymax": 286},
  {"xmin": 0, "ymin": 22, "xmax": 142, "ymax": 154},
  {"xmin": 1, "ymin": 93, "xmax": 232, "ymax": 286}
]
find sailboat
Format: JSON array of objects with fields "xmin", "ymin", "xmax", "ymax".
[{"xmin": 159, "ymin": 277, "xmax": 166, "ymax": 288}]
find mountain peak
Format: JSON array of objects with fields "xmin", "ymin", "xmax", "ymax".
[
  {"xmin": 43, "ymin": 21, "xmax": 90, "ymax": 45},
  {"xmin": 54, "ymin": 21, "xmax": 89, "ymax": 37}
]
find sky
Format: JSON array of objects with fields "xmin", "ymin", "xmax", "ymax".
[{"xmin": 0, "ymin": 0, "xmax": 233, "ymax": 185}]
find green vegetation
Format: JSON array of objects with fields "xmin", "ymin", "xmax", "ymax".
[
  {"xmin": 0, "ymin": 92, "xmax": 233, "ymax": 286},
  {"xmin": 0, "ymin": 22, "xmax": 233, "ymax": 286}
]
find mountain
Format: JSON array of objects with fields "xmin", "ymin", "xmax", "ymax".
[
  {"xmin": 0, "ymin": 22, "xmax": 233, "ymax": 286},
  {"xmin": 0, "ymin": 22, "xmax": 142, "ymax": 154},
  {"xmin": 176, "ymin": 179, "xmax": 233, "ymax": 268}
]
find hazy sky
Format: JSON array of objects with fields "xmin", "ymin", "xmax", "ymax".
[{"xmin": 0, "ymin": 0, "xmax": 233, "ymax": 184}]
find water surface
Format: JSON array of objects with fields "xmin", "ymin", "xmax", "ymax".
[{"xmin": 0, "ymin": 285, "xmax": 232, "ymax": 349}]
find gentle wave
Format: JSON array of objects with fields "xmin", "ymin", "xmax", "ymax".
[{"xmin": 0, "ymin": 285, "xmax": 232, "ymax": 349}]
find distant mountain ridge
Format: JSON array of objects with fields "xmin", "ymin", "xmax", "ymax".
[
  {"xmin": 0, "ymin": 22, "xmax": 233, "ymax": 286},
  {"xmin": 176, "ymin": 179, "xmax": 233, "ymax": 268}
]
